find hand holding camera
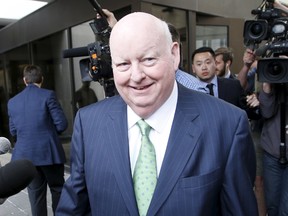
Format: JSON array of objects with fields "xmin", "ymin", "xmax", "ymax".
[{"xmin": 246, "ymin": 93, "xmax": 260, "ymax": 108}]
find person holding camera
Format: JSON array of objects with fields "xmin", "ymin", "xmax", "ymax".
[
  {"xmin": 259, "ymin": 80, "xmax": 288, "ymax": 216},
  {"xmin": 237, "ymin": 48, "xmax": 267, "ymax": 216}
]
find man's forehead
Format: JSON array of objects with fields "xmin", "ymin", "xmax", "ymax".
[
  {"xmin": 112, "ymin": 12, "xmax": 158, "ymax": 32},
  {"xmin": 110, "ymin": 14, "xmax": 167, "ymax": 52},
  {"xmin": 194, "ymin": 52, "xmax": 214, "ymax": 60}
]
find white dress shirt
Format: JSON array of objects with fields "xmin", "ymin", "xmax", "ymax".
[
  {"xmin": 197, "ymin": 75, "xmax": 219, "ymax": 98},
  {"xmin": 224, "ymin": 69, "xmax": 232, "ymax": 79},
  {"xmin": 128, "ymin": 81, "xmax": 178, "ymax": 177}
]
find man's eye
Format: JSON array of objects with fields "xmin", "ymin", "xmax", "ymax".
[
  {"xmin": 117, "ymin": 62, "xmax": 128, "ymax": 67},
  {"xmin": 143, "ymin": 58, "xmax": 156, "ymax": 66},
  {"xmin": 115, "ymin": 62, "xmax": 130, "ymax": 72}
]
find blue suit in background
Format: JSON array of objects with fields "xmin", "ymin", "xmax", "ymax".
[
  {"xmin": 56, "ymin": 84, "xmax": 258, "ymax": 216},
  {"xmin": 8, "ymin": 83, "xmax": 68, "ymax": 215}
]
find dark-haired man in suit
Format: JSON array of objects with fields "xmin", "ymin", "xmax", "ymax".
[
  {"xmin": 191, "ymin": 46, "xmax": 260, "ymax": 120},
  {"xmin": 8, "ymin": 65, "xmax": 68, "ymax": 216}
]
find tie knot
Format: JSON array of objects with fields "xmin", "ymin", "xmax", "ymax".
[
  {"xmin": 206, "ymin": 83, "xmax": 213, "ymax": 89},
  {"xmin": 206, "ymin": 83, "xmax": 214, "ymax": 96},
  {"xmin": 137, "ymin": 119, "xmax": 151, "ymax": 136}
]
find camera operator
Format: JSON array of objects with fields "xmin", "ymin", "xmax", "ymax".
[
  {"xmin": 237, "ymin": 49, "xmax": 267, "ymax": 216},
  {"xmin": 258, "ymin": 66, "xmax": 288, "ymax": 215}
]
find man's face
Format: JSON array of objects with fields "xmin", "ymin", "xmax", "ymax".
[
  {"xmin": 110, "ymin": 14, "xmax": 179, "ymax": 118},
  {"xmin": 215, "ymin": 54, "xmax": 226, "ymax": 77},
  {"xmin": 192, "ymin": 52, "xmax": 216, "ymax": 82}
]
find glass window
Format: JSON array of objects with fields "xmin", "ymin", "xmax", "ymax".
[
  {"xmin": 4, "ymin": 45, "xmax": 30, "ymax": 98},
  {"xmin": 150, "ymin": 5, "xmax": 189, "ymax": 71},
  {"xmin": 3, "ymin": 45, "xmax": 29, "ymax": 139},
  {"xmin": 0, "ymin": 54, "xmax": 9, "ymax": 138},
  {"xmin": 31, "ymin": 31, "xmax": 74, "ymax": 136},
  {"xmin": 196, "ymin": 25, "xmax": 228, "ymax": 50},
  {"xmin": 31, "ymin": 31, "xmax": 73, "ymax": 164}
]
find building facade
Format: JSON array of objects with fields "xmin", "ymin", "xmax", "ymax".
[{"xmin": 0, "ymin": 0, "xmax": 262, "ymax": 164}]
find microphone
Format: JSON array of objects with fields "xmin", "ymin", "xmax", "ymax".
[
  {"xmin": 0, "ymin": 137, "xmax": 11, "ymax": 155},
  {"xmin": 62, "ymin": 46, "xmax": 89, "ymax": 58},
  {"xmin": 0, "ymin": 159, "xmax": 37, "ymax": 198}
]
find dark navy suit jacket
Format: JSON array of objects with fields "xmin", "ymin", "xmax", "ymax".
[
  {"xmin": 8, "ymin": 84, "xmax": 67, "ymax": 166},
  {"xmin": 218, "ymin": 77, "xmax": 260, "ymax": 120},
  {"xmin": 218, "ymin": 77, "xmax": 245, "ymax": 107},
  {"xmin": 56, "ymin": 84, "xmax": 258, "ymax": 215}
]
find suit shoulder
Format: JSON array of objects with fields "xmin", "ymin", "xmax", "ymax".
[
  {"xmin": 38, "ymin": 87, "xmax": 54, "ymax": 95},
  {"xmin": 8, "ymin": 90, "xmax": 25, "ymax": 104},
  {"xmin": 78, "ymin": 95, "xmax": 124, "ymax": 115},
  {"xmin": 218, "ymin": 77, "xmax": 240, "ymax": 85},
  {"xmin": 218, "ymin": 77, "xmax": 243, "ymax": 91},
  {"xmin": 224, "ymin": 77, "xmax": 242, "ymax": 88},
  {"xmin": 179, "ymin": 84, "xmax": 244, "ymax": 114}
]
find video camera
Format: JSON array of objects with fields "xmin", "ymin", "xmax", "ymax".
[
  {"xmin": 244, "ymin": 0, "xmax": 288, "ymax": 166},
  {"xmin": 63, "ymin": 0, "xmax": 115, "ymax": 97},
  {"xmin": 243, "ymin": 0, "xmax": 288, "ymax": 83}
]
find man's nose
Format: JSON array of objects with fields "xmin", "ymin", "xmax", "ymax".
[
  {"xmin": 202, "ymin": 64, "xmax": 208, "ymax": 70},
  {"xmin": 130, "ymin": 64, "xmax": 145, "ymax": 81}
]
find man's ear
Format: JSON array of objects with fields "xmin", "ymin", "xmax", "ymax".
[
  {"xmin": 38, "ymin": 76, "xmax": 44, "ymax": 87},
  {"xmin": 227, "ymin": 60, "xmax": 232, "ymax": 67},
  {"xmin": 171, "ymin": 42, "xmax": 180, "ymax": 71},
  {"xmin": 191, "ymin": 64, "xmax": 196, "ymax": 75},
  {"xmin": 23, "ymin": 77, "xmax": 28, "ymax": 85}
]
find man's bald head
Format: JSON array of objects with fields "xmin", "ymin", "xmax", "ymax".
[
  {"xmin": 110, "ymin": 12, "xmax": 172, "ymax": 56},
  {"xmin": 109, "ymin": 12, "xmax": 180, "ymax": 118}
]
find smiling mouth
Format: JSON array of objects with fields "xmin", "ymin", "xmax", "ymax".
[{"xmin": 133, "ymin": 84, "xmax": 152, "ymax": 90}]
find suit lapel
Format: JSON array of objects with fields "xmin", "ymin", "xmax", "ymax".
[
  {"xmin": 106, "ymin": 99, "xmax": 138, "ymax": 215},
  {"xmin": 217, "ymin": 77, "xmax": 224, "ymax": 99},
  {"xmin": 105, "ymin": 88, "xmax": 202, "ymax": 215},
  {"xmin": 148, "ymin": 87, "xmax": 201, "ymax": 215}
]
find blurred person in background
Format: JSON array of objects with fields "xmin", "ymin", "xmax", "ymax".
[{"xmin": 8, "ymin": 65, "xmax": 68, "ymax": 216}]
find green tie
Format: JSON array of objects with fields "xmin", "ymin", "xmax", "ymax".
[{"xmin": 133, "ymin": 119, "xmax": 157, "ymax": 216}]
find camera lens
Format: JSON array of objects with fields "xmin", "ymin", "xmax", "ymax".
[
  {"xmin": 268, "ymin": 62, "xmax": 283, "ymax": 76},
  {"xmin": 244, "ymin": 20, "xmax": 268, "ymax": 42},
  {"xmin": 258, "ymin": 58, "xmax": 288, "ymax": 83},
  {"xmin": 250, "ymin": 23, "xmax": 264, "ymax": 37}
]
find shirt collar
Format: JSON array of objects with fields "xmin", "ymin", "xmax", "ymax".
[
  {"xmin": 224, "ymin": 70, "xmax": 231, "ymax": 79},
  {"xmin": 198, "ymin": 75, "xmax": 218, "ymax": 88}
]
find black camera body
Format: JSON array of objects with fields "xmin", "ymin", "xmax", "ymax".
[
  {"xmin": 244, "ymin": 0, "xmax": 288, "ymax": 166},
  {"xmin": 79, "ymin": 14, "xmax": 115, "ymax": 97},
  {"xmin": 82, "ymin": 18, "xmax": 113, "ymax": 83},
  {"xmin": 64, "ymin": 0, "xmax": 115, "ymax": 97},
  {"xmin": 244, "ymin": 2, "xmax": 287, "ymax": 46},
  {"xmin": 243, "ymin": 0, "xmax": 288, "ymax": 83}
]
